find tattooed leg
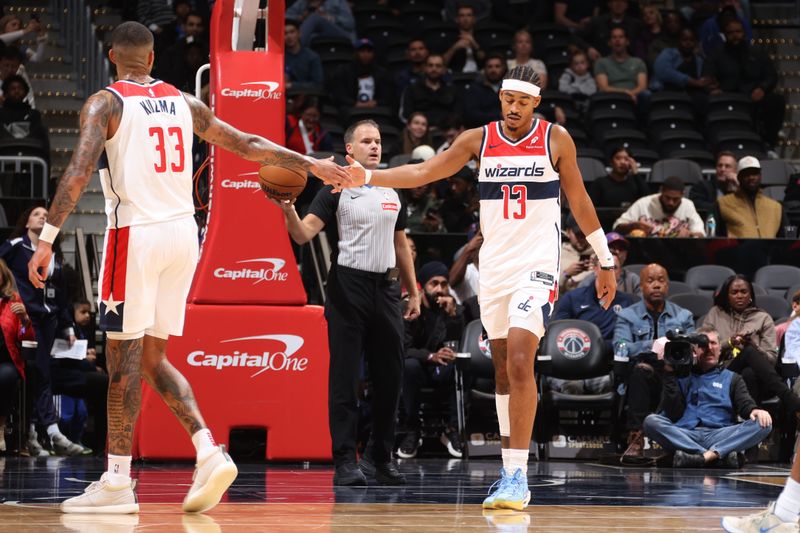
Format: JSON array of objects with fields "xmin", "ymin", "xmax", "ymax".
[
  {"xmin": 106, "ymin": 337, "xmax": 144, "ymax": 455},
  {"xmin": 141, "ymin": 335, "xmax": 206, "ymax": 435}
]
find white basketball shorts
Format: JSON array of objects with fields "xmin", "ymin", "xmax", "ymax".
[
  {"xmin": 480, "ymin": 284, "xmax": 556, "ymax": 340},
  {"xmin": 98, "ymin": 216, "xmax": 198, "ymax": 340}
]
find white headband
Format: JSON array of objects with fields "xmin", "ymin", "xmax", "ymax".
[{"xmin": 501, "ymin": 79, "xmax": 541, "ymax": 97}]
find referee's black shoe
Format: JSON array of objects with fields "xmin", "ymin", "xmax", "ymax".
[
  {"xmin": 358, "ymin": 455, "xmax": 406, "ymax": 485},
  {"xmin": 333, "ymin": 463, "xmax": 368, "ymax": 486}
]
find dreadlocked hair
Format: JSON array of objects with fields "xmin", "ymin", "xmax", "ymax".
[{"xmin": 504, "ymin": 65, "xmax": 541, "ymax": 87}]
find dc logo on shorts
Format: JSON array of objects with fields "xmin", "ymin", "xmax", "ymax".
[{"xmin": 517, "ymin": 299, "xmax": 533, "ymax": 313}]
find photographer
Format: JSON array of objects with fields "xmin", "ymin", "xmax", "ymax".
[{"xmin": 643, "ymin": 326, "xmax": 773, "ymax": 468}]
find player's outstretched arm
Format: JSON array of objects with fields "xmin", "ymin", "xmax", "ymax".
[
  {"xmin": 346, "ymin": 127, "xmax": 482, "ymax": 188},
  {"xmin": 183, "ymin": 93, "xmax": 351, "ymax": 188},
  {"xmin": 28, "ymin": 91, "xmax": 117, "ymax": 288},
  {"xmin": 553, "ymin": 125, "xmax": 617, "ymax": 307}
]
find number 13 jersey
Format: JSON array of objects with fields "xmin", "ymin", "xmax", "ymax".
[
  {"xmin": 101, "ymin": 79, "xmax": 194, "ymax": 229},
  {"xmin": 478, "ymin": 119, "xmax": 561, "ymax": 298}
]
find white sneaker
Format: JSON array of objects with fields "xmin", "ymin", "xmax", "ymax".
[
  {"xmin": 182, "ymin": 445, "xmax": 238, "ymax": 513},
  {"xmin": 61, "ymin": 473, "xmax": 139, "ymax": 514},
  {"xmin": 60, "ymin": 513, "xmax": 140, "ymax": 532},
  {"xmin": 52, "ymin": 434, "xmax": 84, "ymax": 456},
  {"xmin": 721, "ymin": 502, "xmax": 799, "ymax": 532},
  {"xmin": 27, "ymin": 430, "xmax": 50, "ymax": 457}
]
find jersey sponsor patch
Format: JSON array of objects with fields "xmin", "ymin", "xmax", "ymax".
[
  {"xmin": 381, "ymin": 202, "xmax": 399, "ymax": 211},
  {"xmin": 529, "ymin": 271, "xmax": 555, "ymax": 286}
]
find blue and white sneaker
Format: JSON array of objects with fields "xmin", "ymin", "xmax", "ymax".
[
  {"xmin": 491, "ymin": 468, "xmax": 531, "ymax": 511},
  {"xmin": 482, "ymin": 468, "xmax": 511, "ymax": 509}
]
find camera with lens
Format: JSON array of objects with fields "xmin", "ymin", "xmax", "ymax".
[{"xmin": 663, "ymin": 329, "xmax": 709, "ymax": 376}]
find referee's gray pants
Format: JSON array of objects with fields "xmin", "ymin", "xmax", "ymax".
[{"xmin": 325, "ymin": 265, "xmax": 404, "ymax": 466}]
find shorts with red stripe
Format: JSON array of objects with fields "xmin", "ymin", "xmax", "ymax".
[
  {"xmin": 479, "ymin": 282, "xmax": 556, "ymax": 340},
  {"xmin": 98, "ymin": 216, "xmax": 198, "ymax": 340}
]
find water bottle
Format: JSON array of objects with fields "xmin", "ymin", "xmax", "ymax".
[
  {"xmin": 614, "ymin": 341, "xmax": 629, "ymax": 363},
  {"xmin": 705, "ymin": 214, "xmax": 716, "ymax": 238}
]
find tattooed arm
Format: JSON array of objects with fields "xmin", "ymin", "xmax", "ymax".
[
  {"xmin": 28, "ymin": 91, "xmax": 118, "ymax": 288},
  {"xmin": 183, "ymin": 92, "xmax": 351, "ymax": 186}
]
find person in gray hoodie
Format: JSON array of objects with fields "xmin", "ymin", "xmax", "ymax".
[{"xmin": 558, "ymin": 51, "xmax": 597, "ymax": 112}]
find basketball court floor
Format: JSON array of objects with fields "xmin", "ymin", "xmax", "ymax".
[{"xmin": 0, "ymin": 456, "xmax": 789, "ymax": 531}]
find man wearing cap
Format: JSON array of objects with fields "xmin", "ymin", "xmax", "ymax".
[
  {"xmin": 560, "ymin": 214, "xmax": 594, "ymax": 294},
  {"xmin": 613, "ymin": 176, "xmax": 705, "ymax": 238},
  {"xmin": 716, "ymin": 156, "xmax": 786, "ymax": 238},
  {"xmin": 330, "ymin": 38, "xmax": 395, "ymax": 121},
  {"xmin": 579, "ymin": 232, "xmax": 641, "ymax": 295},
  {"xmin": 397, "ymin": 261, "xmax": 466, "ymax": 459}
]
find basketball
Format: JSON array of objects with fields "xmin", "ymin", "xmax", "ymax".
[{"xmin": 258, "ymin": 165, "xmax": 307, "ymax": 201}]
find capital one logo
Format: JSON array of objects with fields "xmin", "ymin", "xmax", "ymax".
[
  {"xmin": 187, "ymin": 334, "xmax": 308, "ymax": 378},
  {"xmin": 220, "ymin": 81, "xmax": 282, "ymax": 101},
  {"xmin": 214, "ymin": 258, "xmax": 289, "ymax": 284},
  {"xmin": 219, "ymin": 172, "xmax": 261, "ymax": 191}
]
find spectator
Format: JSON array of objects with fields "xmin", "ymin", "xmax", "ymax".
[
  {"xmin": 613, "ymin": 176, "xmax": 705, "ymax": 238},
  {"xmin": 330, "ymin": 38, "xmax": 395, "ymax": 119},
  {"xmin": 589, "ymin": 147, "xmax": 649, "ymax": 208},
  {"xmin": 689, "ymin": 151, "xmax": 739, "ymax": 213},
  {"xmin": 633, "ymin": 4, "xmax": 663, "ymax": 67},
  {"xmin": 400, "ymin": 54, "xmax": 459, "ymax": 131},
  {"xmin": 554, "ymin": 1, "xmax": 600, "ymax": 32},
  {"xmin": 776, "ymin": 290, "xmax": 800, "ymax": 348},
  {"xmin": 0, "ymin": 207, "xmax": 82, "ymax": 457},
  {"xmin": 507, "ymin": 30, "xmax": 547, "ymax": 89},
  {"xmin": 394, "ymin": 38, "xmax": 429, "ymax": 100},
  {"xmin": 436, "ymin": 117, "xmax": 465, "ymax": 154},
  {"xmin": 439, "ymin": 167, "xmax": 478, "ymax": 233},
  {"xmin": 699, "ymin": 1, "xmax": 753, "ymax": 55},
  {"xmin": 578, "ymin": 232, "xmax": 641, "ymax": 295},
  {"xmin": 717, "ymin": 156, "xmax": 786, "ymax": 238},
  {"xmin": 285, "ymin": 102, "xmax": 333, "ymax": 155},
  {"xmin": 0, "ymin": 75, "xmax": 50, "ymax": 157},
  {"xmin": 651, "ymin": 27, "xmax": 712, "ymax": 103},
  {"xmin": 404, "ymin": 183, "xmax": 444, "ymax": 233},
  {"xmin": 444, "ymin": 0, "xmax": 491, "ymax": 23},
  {"xmin": 594, "ymin": 26, "xmax": 649, "ymax": 106},
  {"xmin": 397, "ymin": 261, "xmax": 465, "ymax": 459},
  {"xmin": 136, "ymin": 0, "xmax": 177, "ymax": 50},
  {"xmin": 703, "ymin": 19, "xmax": 784, "ymax": 151},
  {"xmin": 614, "ymin": 263, "xmax": 695, "ymax": 459},
  {"xmin": 285, "ymin": 0, "xmax": 356, "ymax": 47},
  {"xmin": 558, "ymin": 51, "xmax": 597, "ymax": 113},
  {"xmin": 165, "ymin": 0, "xmax": 196, "ymax": 43},
  {"xmin": 580, "ymin": 0, "xmax": 643, "ymax": 61},
  {"xmin": 155, "ymin": 38, "xmax": 209, "ymax": 93},
  {"xmin": 462, "ymin": 53, "xmax": 506, "ymax": 128},
  {"xmin": 559, "ymin": 214, "xmax": 593, "ymax": 294},
  {"xmin": 0, "ymin": 15, "xmax": 46, "ymax": 63},
  {"xmin": 449, "ymin": 229, "xmax": 482, "ymax": 303},
  {"xmin": 643, "ymin": 326, "xmax": 772, "ymax": 468},
  {"xmin": 648, "ymin": 10, "xmax": 685, "ymax": 67},
  {"xmin": 0, "ymin": 257, "xmax": 35, "ymax": 454},
  {"xmin": 284, "ymin": 19, "xmax": 323, "ymax": 92},
  {"xmin": 443, "ymin": 4, "xmax": 485, "ymax": 73},
  {"xmin": 402, "ymin": 112, "xmax": 433, "ymax": 156},
  {"xmin": 785, "ymin": 298, "xmax": 800, "ymax": 364},
  {"xmin": 0, "ymin": 47, "xmax": 35, "ymax": 108}
]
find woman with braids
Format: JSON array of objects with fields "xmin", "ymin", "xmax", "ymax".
[{"xmin": 344, "ymin": 64, "xmax": 617, "ymax": 510}]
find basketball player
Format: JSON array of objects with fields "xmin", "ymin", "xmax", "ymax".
[
  {"xmin": 27, "ymin": 22, "xmax": 350, "ymax": 514},
  {"xmin": 346, "ymin": 65, "xmax": 616, "ymax": 510}
]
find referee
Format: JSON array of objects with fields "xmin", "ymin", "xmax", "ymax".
[{"xmin": 279, "ymin": 119, "xmax": 420, "ymax": 486}]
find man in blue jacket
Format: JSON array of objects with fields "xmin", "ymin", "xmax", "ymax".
[
  {"xmin": 644, "ymin": 326, "xmax": 772, "ymax": 468},
  {"xmin": 614, "ymin": 263, "xmax": 694, "ymax": 458}
]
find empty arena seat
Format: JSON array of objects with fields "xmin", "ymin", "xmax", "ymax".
[
  {"xmin": 624, "ymin": 264, "xmax": 646, "ymax": 277},
  {"xmin": 310, "ymin": 36, "xmax": 354, "ymax": 56},
  {"xmin": 475, "ymin": 21, "xmax": 514, "ymax": 51},
  {"xmin": 751, "ymin": 283, "xmax": 767, "ymax": 296},
  {"xmin": 705, "ymin": 110, "xmax": 753, "ymax": 140},
  {"xmin": 577, "ymin": 157, "xmax": 607, "ymax": 182},
  {"xmin": 666, "ymin": 149, "xmax": 716, "ymax": 169},
  {"xmin": 754, "ymin": 265, "xmax": 800, "ymax": 298},
  {"xmin": 786, "ymin": 284, "xmax": 800, "ymax": 300},
  {"xmin": 713, "ymin": 130, "xmax": 766, "ymax": 159},
  {"xmin": 757, "ymin": 294, "xmax": 793, "ymax": 321},
  {"xmin": 601, "ymin": 129, "xmax": 650, "ymax": 156},
  {"xmin": 422, "ymin": 22, "xmax": 459, "ymax": 54},
  {"xmin": 759, "ymin": 160, "xmax": 796, "ymax": 187},
  {"xmin": 647, "ymin": 110, "xmax": 697, "ymax": 142},
  {"xmin": 668, "ymin": 293, "xmax": 713, "ymax": 320},
  {"xmin": 530, "ymin": 23, "xmax": 571, "ymax": 52},
  {"xmin": 708, "ymin": 92, "xmax": 752, "ymax": 115},
  {"xmin": 684, "ymin": 265, "xmax": 736, "ymax": 296},
  {"xmin": 667, "ymin": 280, "xmax": 697, "ymax": 296},
  {"xmin": 649, "ymin": 159, "xmax": 703, "ymax": 186},
  {"xmin": 649, "ymin": 91, "xmax": 695, "ymax": 116},
  {"xmin": 656, "ymin": 130, "xmax": 706, "ymax": 158},
  {"xmin": 589, "ymin": 92, "xmax": 636, "ymax": 115}
]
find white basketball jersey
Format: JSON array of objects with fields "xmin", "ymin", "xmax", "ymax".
[
  {"xmin": 100, "ymin": 80, "xmax": 194, "ymax": 229},
  {"xmin": 478, "ymin": 119, "xmax": 562, "ymax": 297}
]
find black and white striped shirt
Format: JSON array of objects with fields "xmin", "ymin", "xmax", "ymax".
[{"xmin": 309, "ymin": 184, "xmax": 406, "ymax": 273}]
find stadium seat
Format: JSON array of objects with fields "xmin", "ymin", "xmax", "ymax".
[
  {"xmin": 668, "ymin": 280, "xmax": 697, "ymax": 296},
  {"xmin": 600, "ymin": 129, "xmax": 650, "ymax": 157},
  {"xmin": 684, "ymin": 265, "xmax": 736, "ymax": 296},
  {"xmin": 624, "ymin": 263, "xmax": 647, "ymax": 277},
  {"xmin": 398, "ymin": 4, "xmax": 442, "ymax": 27},
  {"xmin": 713, "ymin": 130, "xmax": 766, "ymax": 159},
  {"xmin": 590, "ymin": 108, "xmax": 638, "ymax": 139},
  {"xmin": 786, "ymin": 284, "xmax": 800, "ymax": 300},
  {"xmin": 656, "ymin": 130, "xmax": 707, "ymax": 158},
  {"xmin": 389, "ymin": 154, "xmax": 412, "ymax": 168},
  {"xmin": 576, "ymin": 147, "xmax": 605, "ymax": 160},
  {"xmin": 422, "ymin": 22, "xmax": 459, "ymax": 54},
  {"xmin": 759, "ymin": 159, "xmax": 796, "ymax": 187},
  {"xmin": 751, "ymin": 283, "xmax": 767, "ymax": 296},
  {"xmin": 632, "ymin": 148, "xmax": 660, "ymax": 168},
  {"xmin": 310, "ymin": 36, "xmax": 354, "ymax": 56},
  {"xmin": 354, "ymin": 6, "xmax": 395, "ymax": 29},
  {"xmin": 668, "ymin": 293, "xmax": 713, "ymax": 320},
  {"xmin": 666, "ymin": 149, "xmax": 716, "ymax": 169},
  {"xmin": 475, "ymin": 22, "xmax": 514, "ymax": 51},
  {"xmin": 364, "ymin": 23, "xmax": 407, "ymax": 55},
  {"xmin": 708, "ymin": 92, "xmax": 752, "ymax": 115},
  {"xmin": 589, "ymin": 92, "xmax": 636, "ymax": 116},
  {"xmin": 577, "ymin": 157, "xmax": 607, "ymax": 182},
  {"xmin": 757, "ymin": 295, "xmax": 793, "ymax": 321},
  {"xmin": 461, "ymin": 319, "xmax": 494, "ymax": 401},
  {"xmin": 649, "ymin": 159, "xmax": 703, "ymax": 186},
  {"xmin": 544, "ymin": 47, "xmax": 570, "ymax": 71},
  {"xmin": 540, "ymin": 90, "xmax": 577, "ymax": 115},
  {"xmin": 754, "ymin": 265, "xmax": 800, "ymax": 298},
  {"xmin": 649, "ymin": 91, "xmax": 695, "ymax": 116},
  {"xmin": 569, "ymin": 128, "xmax": 589, "ymax": 148},
  {"xmin": 647, "ymin": 110, "xmax": 697, "ymax": 142},
  {"xmin": 530, "ymin": 23, "xmax": 571, "ymax": 52},
  {"xmin": 705, "ymin": 110, "xmax": 753, "ymax": 141}
]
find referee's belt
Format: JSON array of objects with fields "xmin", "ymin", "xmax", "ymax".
[{"xmin": 335, "ymin": 264, "xmax": 400, "ymax": 282}]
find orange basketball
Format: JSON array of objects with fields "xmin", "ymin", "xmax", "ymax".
[{"xmin": 258, "ymin": 165, "xmax": 308, "ymax": 201}]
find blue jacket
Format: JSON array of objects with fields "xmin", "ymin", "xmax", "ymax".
[
  {"xmin": 286, "ymin": 0, "xmax": 356, "ymax": 34},
  {"xmin": 613, "ymin": 299, "xmax": 695, "ymax": 356},
  {"xmin": 0, "ymin": 235, "xmax": 72, "ymax": 330},
  {"xmin": 284, "ymin": 47, "xmax": 324, "ymax": 91},
  {"xmin": 651, "ymin": 48, "xmax": 704, "ymax": 92},
  {"xmin": 554, "ymin": 284, "xmax": 636, "ymax": 342}
]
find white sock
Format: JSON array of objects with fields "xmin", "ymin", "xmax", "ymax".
[
  {"xmin": 495, "ymin": 394, "xmax": 510, "ymax": 438},
  {"xmin": 46, "ymin": 423, "xmax": 62, "ymax": 439},
  {"xmin": 501, "ymin": 448, "xmax": 512, "ymax": 471},
  {"xmin": 192, "ymin": 428, "xmax": 217, "ymax": 458},
  {"xmin": 508, "ymin": 448, "xmax": 529, "ymax": 476},
  {"xmin": 775, "ymin": 477, "xmax": 800, "ymax": 522},
  {"xmin": 107, "ymin": 454, "xmax": 132, "ymax": 485}
]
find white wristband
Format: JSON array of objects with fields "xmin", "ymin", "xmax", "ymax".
[
  {"xmin": 39, "ymin": 222, "xmax": 59, "ymax": 244},
  {"xmin": 586, "ymin": 228, "xmax": 613, "ymax": 268},
  {"xmin": 364, "ymin": 168, "xmax": 372, "ymax": 184}
]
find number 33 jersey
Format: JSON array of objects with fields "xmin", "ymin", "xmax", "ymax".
[
  {"xmin": 100, "ymin": 80, "xmax": 195, "ymax": 229},
  {"xmin": 477, "ymin": 119, "xmax": 561, "ymax": 298}
]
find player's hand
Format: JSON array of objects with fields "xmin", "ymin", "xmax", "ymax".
[
  {"xmin": 267, "ymin": 196, "xmax": 296, "ymax": 213},
  {"xmin": 28, "ymin": 241, "xmax": 53, "ymax": 289},
  {"xmin": 345, "ymin": 155, "xmax": 368, "ymax": 186},
  {"xmin": 404, "ymin": 293, "xmax": 421, "ymax": 321},
  {"xmin": 309, "ymin": 156, "xmax": 351, "ymax": 191},
  {"xmin": 596, "ymin": 267, "xmax": 617, "ymax": 310},
  {"xmin": 750, "ymin": 409, "xmax": 772, "ymax": 428}
]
